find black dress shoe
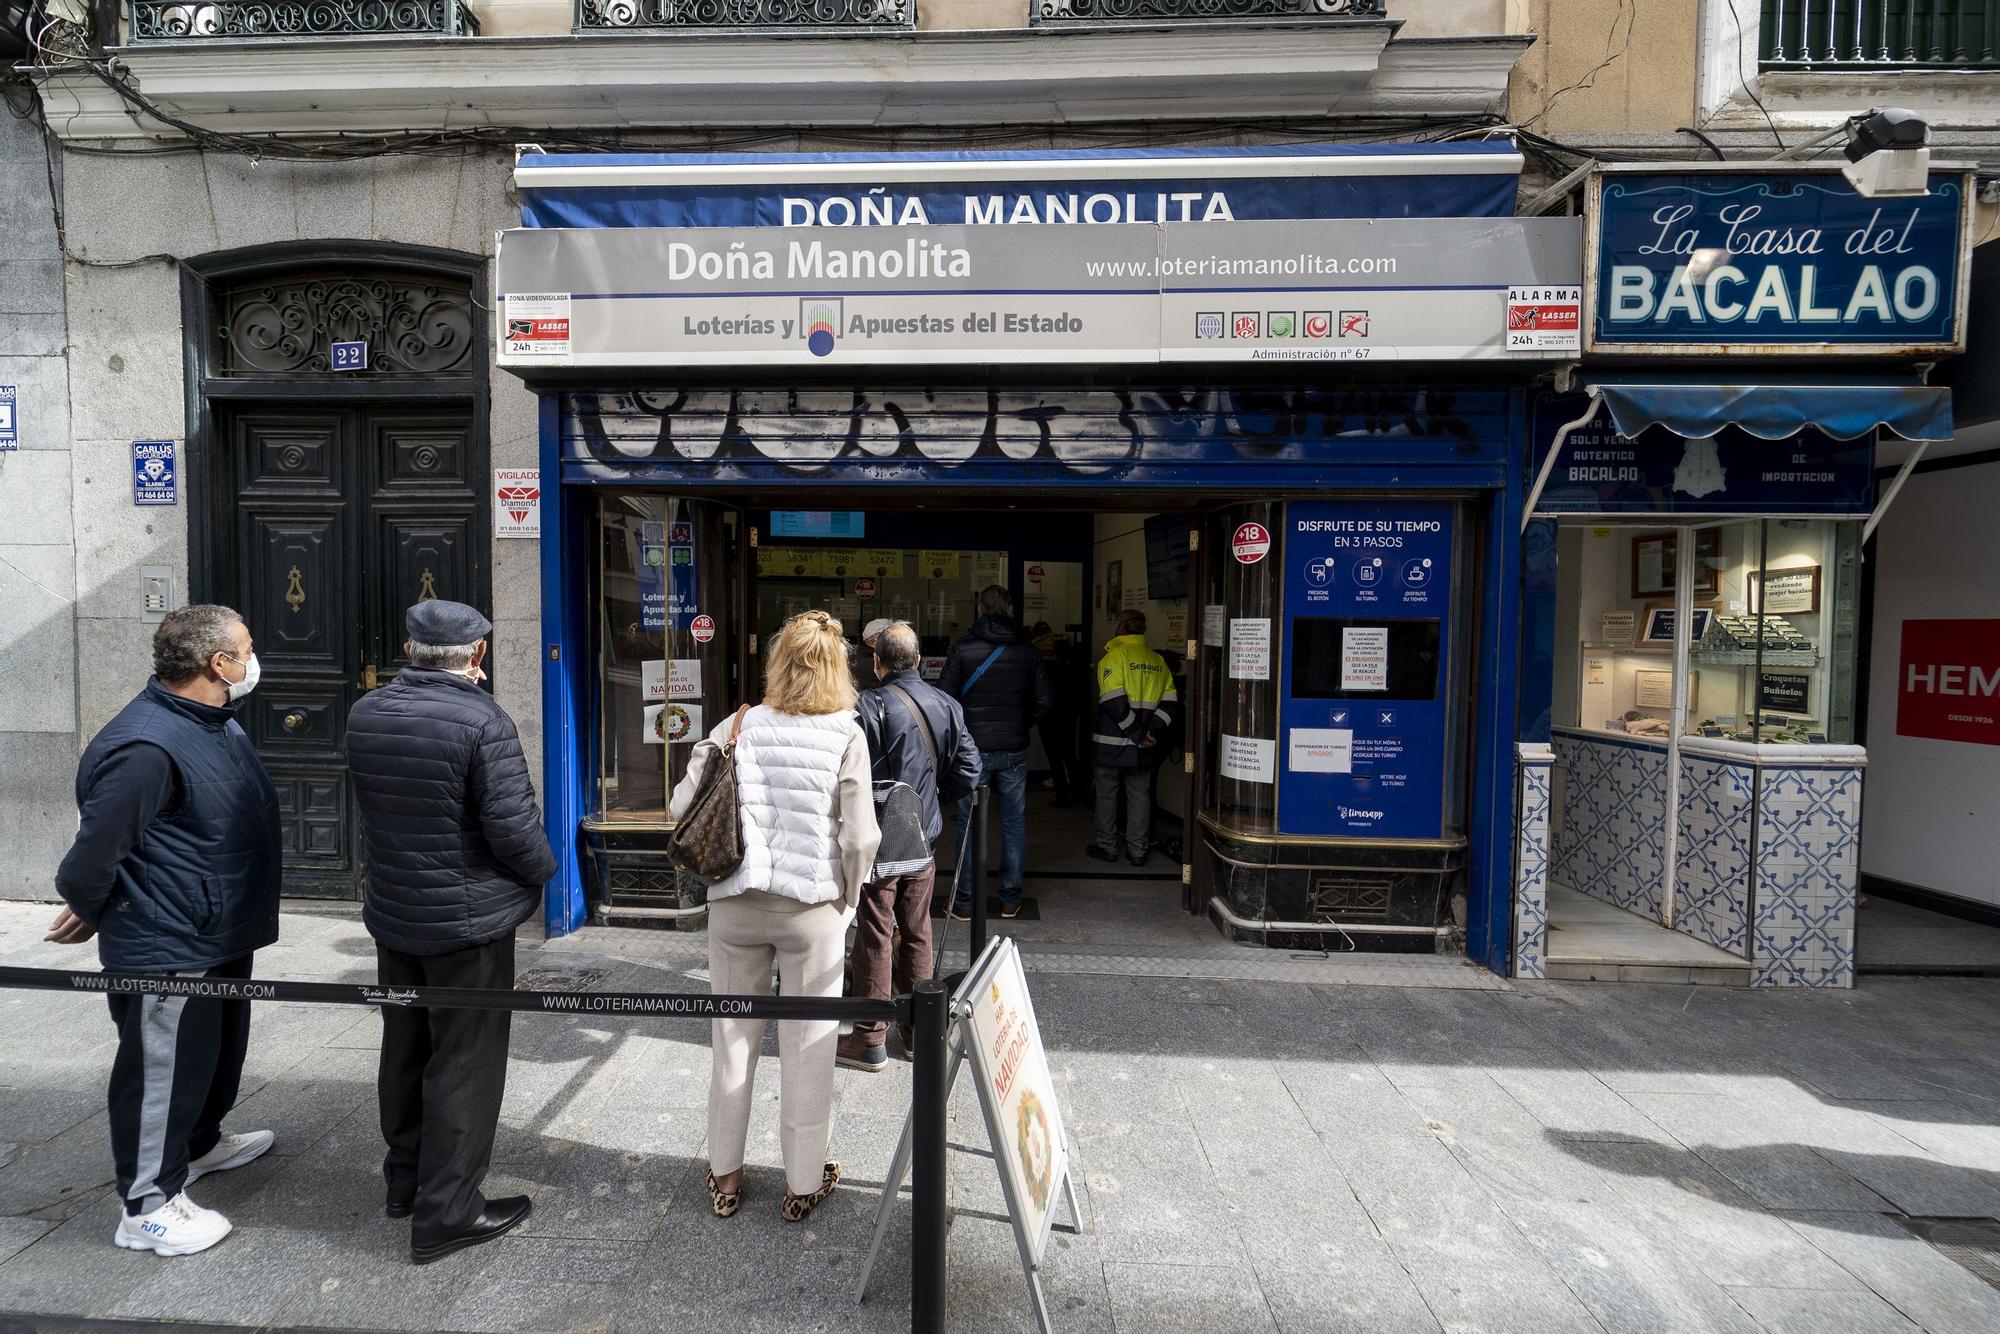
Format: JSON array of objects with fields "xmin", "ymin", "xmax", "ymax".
[
  {"xmin": 385, "ymin": 1198, "xmax": 414, "ymax": 1220},
  {"xmin": 409, "ymin": 1196, "xmax": 532, "ymax": 1265}
]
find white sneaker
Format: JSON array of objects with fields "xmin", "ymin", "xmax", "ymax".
[
  {"xmin": 114, "ymin": 1193, "xmax": 233, "ymax": 1256},
  {"xmin": 186, "ymin": 1129, "xmax": 275, "ymax": 1185}
]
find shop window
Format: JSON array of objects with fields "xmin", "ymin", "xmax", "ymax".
[
  {"xmin": 1557, "ymin": 519, "xmax": 1861, "ymax": 743},
  {"xmin": 593, "ymin": 494, "xmax": 736, "ymax": 822}
]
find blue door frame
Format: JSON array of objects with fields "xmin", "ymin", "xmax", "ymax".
[{"xmin": 537, "ymin": 385, "xmax": 1527, "ymax": 975}]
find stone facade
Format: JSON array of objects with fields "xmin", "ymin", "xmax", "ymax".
[
  {"xmin": 0, "ymin": 145, "xmax": 541, "ymax": 901},
  {"xmin": 0, "ymin": 110, "xmax": 80, "ymax": 900}
]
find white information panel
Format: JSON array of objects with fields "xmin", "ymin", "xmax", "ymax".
[{"xmin": 1228, "ymin": 617, "xmax": 1272, "ymax": 681}]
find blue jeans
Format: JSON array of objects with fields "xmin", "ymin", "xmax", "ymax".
[{"xmin": 953, "ymin": 748, "xmax": 1028, "ymax": 910}]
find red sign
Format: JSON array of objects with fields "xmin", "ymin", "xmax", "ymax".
[
  {"xmin": 1231, "ymin": 522, "xmax": 1271, "ymax": 565},
  {"xmin": 1027, "ymin": 564, "xmax": 1045, "ymax": 583},
  {"xmin": 853, "ymin": 577, "xmax": 876, "ymax": 601},
  {"xmin": 690, "ymin": 614, "xmax": 716, "ymax": 644},
  {"xmin": 497, "ymin": 484, "xmax": 538, "ymax": 525},
  {"xmin": 1507, "ymin": 303, "xmax": 1580, "ymax": 331},
  {"xmin": 1897, "ymin": 618, "xmax": 2000, "ymax": 745}
]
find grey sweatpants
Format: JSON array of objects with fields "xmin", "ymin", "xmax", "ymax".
[{"xmin": 1093, "ymin": 764, "xmax": 1154, "ymax": 857}]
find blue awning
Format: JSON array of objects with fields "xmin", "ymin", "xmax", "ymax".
[{"xmin": 1583, "ymin": 376, "xmax": 1954, "ymax": 443}]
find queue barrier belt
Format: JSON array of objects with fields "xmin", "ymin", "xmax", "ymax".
[{"xmin": 0, "ymin": 964, "xmax": 900, "ymax": 1024}]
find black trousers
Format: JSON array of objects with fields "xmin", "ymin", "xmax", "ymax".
[
  {"xmin": 376, "ymin": 934, "xmax": 515, "ymax": 1246},
  {"xmin": 106, "ymin": 954, "xmax": 254, "ymax": 1216}
]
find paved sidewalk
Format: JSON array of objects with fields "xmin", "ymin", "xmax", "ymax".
[{"xmin": 4, "ymin": 901, "xmax": 2000, "ymax": 1332}]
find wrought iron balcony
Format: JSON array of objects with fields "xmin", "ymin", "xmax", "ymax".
[
  {"xmin": 1761, "ymin": 0, "xmax": 2000, "ymax": 70},
  {"xmin": 1031, "ymin": 0, "xmax": 1385, "ymax": 23},
  {"xmin": 129, "ymin": 0, "xmax": 480, "ymax": 42},
  {"xmin": 574, "ymin": 0, "xmax": 910, "ymax": 31}
]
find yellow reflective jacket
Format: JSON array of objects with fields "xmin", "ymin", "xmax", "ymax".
[{"xmin": 1092, "ymin": 634, "xmax": 1177, "ymax": 768}]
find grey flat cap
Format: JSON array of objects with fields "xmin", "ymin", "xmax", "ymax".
[
  {"xmin": 862, "ymin": 618, "xmax": 892, "ymax": 645},
  {"xmin": 407, "ymin": 599, "xmax": 492, "ymax": 645}
]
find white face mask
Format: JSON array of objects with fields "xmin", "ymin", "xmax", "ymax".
[{"xmin": 221, "ymin": 652, "xmax": 261, "ymax": 703}]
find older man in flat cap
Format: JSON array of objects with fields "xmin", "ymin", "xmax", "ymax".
[{"xmin": 345, "ymin": 600, "xmax": 555, "ymax": 1265}]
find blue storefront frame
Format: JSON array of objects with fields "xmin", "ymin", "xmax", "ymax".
[{"xmin": 535, "ymin": 382, "xmax": 1530, "ymax": 977}]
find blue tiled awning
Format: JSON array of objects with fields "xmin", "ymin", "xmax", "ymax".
[{"xmin": 1584, "ymin": 375, "xmax": 1954, "ymax": 443}]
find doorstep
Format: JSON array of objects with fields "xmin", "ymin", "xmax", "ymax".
[{"xmin": 1543, "ymin": 884, "xmax": 1753, "ymax": 986}]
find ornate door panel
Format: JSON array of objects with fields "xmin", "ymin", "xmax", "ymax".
[
  {"xmin": 364, "ymin": 414, "xmax": 482, "ymax": 683},
  {"xmin": 216, "ymin": 405, "xmax": 484, "ymax": 898}
]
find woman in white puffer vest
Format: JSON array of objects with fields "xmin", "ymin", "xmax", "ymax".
[{"xmin": 670, "ymin": 609, "xmax": 881, "ymax": 1224}]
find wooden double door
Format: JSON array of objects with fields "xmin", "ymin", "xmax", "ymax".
[{"xmin": 210, "ymin": 404, "xmax": 488, "ymax": 897}]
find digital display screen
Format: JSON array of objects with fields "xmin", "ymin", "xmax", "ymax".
[
  {"xmin": 1289, "ymin": 617, "xmax": 1442, "ymax": 700},
  {"xmin": 770, "ymin": 511, "xmax": 865, "ymax": 539}
]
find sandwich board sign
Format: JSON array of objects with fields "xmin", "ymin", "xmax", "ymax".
[{"xmin": 855, "ymin": 936, "xmax": 1081, "ymax": 1332}]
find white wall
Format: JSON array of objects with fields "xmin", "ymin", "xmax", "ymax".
[{"xmin": 1862, "ymin": 458, "xmax": 2000, "ymax": 909}]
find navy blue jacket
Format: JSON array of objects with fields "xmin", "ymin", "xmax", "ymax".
[
  {"xmin": 346, "ymin": 667, "xmax": 557, "ymax": 955},
  {"xmin": 857, "ymin": 669, "xmax": 983, "ymax": 847},
  {"xmin": 939, "ymin": 616, "xmax": 1052, "ymax": 756},
  {"xmin": 57, "ymin": 680, "xmax": 282, "ymax": 972}
]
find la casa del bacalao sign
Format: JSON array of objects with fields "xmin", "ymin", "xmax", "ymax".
[{"xmin": 1584, "ymin": 165, "xmax": 1971, "ymax": 357}]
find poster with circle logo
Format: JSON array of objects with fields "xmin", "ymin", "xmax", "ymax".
[{"xmin": 964, "ymin": 938, "xmax": 1069, "ymax": 1257}]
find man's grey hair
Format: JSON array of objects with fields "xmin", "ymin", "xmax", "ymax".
[
  {"xmin": 874, "ymin": 622, "xmax": 921, "ymax": 672},
  {"xmin": 410, "ymin": 641, "xmax": 480, "ymax": 669},
  {"xmin": 153, "ymin": 604, "xmax": 244, "ymax": 683},
  {"xmin": 977, "ymin": 584, "xmax": 1012, "ymax": 618}
]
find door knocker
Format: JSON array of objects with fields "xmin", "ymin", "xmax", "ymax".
[
  {"xmin": 284, "ymin": 566, "xmax": 305, "ymax": 614},
  {"xmin": 417, "ymin": 568, "xmax": 438, "ymax": 602}
]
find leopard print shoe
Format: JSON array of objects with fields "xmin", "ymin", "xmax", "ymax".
[
  {"xmin": 780, "ymin": 1161, "xmax": 842, "ymax": 1223},
  {"xmin": 707, "ymin": 1170, "xmax": 742, "ymax": 1219}
]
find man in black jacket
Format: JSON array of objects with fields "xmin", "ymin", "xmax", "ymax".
[
  {"xmin": 840, "ymin": 623, "xmax": 982, "ymax": 1071},
  {"xmin": 345, "ymin": 599, "xmax": 556, "ymax": 1265},
  {"xmin": 939, "ymin": 585, "xmax": 1051, "ymax": 918},
  {"xmin": 47, "ymin": 604, "xmax": 281, "ymax": 1257}
]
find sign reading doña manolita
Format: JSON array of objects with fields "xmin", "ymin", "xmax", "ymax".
[{"xmin": 496, "ymin": 218, "xmax": 1580, "ymax": 367}]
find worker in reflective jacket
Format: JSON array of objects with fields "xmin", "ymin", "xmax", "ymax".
[{"xmin": 1085, "ymin": 610, "xmax": 1177, "ymax": 868}]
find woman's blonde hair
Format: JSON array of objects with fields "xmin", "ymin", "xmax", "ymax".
[{"xmin": 763, "ymin": 610, "xmax": 858, "ymax": 716}]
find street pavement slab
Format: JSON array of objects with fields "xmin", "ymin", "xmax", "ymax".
[{"xmin": 1, "ymin": 902, "xmax": 1999, "ymax": 1332}]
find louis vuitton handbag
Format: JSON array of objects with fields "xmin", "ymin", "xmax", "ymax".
[{"xmin": 666, "ymin": 705, "xmax": 750, "ymax": 882}]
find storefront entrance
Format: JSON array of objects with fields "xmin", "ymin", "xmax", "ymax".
[{"xmin": 542, "ymin": 383, "xmax": 1526, "ymax": 961}]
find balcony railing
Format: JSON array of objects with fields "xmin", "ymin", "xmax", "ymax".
[
  {"xmin": 574, "ymin": 0, "xmax": 910, "ymax": 31},
  {"xmin": 1760, "ymin": 1, "xmax": 2000, "ymax": 69},
  {"xmin": 129, "ymin": 0, "xmax": 480, "ymax": 40},
  {"xmin": 1031, "ymin": 0, "xmax": 1384, "ymax": 22}
]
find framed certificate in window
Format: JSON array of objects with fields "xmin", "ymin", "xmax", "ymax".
[{"xmin": 1630, "ymin": 529, "xmax": 1721, "ymax": 600}]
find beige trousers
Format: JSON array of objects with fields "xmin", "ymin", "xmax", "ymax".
[{"xmin": 706, "ymin": 890, "xmax": 850, "ymax": 1196}]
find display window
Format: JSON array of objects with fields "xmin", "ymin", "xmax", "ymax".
[
  {"xmin": 591, "ymin": 494, "xmax": 739, "ymax": 823},
  {"xmin": 1555, "ymin": 518, "xmax": 1861, "ymax": 744}
]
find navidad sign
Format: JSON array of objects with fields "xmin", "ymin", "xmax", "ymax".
[{"xmin": 1585, "ymin": 166, "xmax": 1971, "ymax": 356}]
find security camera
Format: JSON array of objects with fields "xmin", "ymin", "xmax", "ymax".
[{"xmin": 1841, "ymin": 108, "xmax": 1932, "ymax": 198}]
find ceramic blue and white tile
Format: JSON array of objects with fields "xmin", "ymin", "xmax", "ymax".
[
  {"xmin": 1552, "ymin": 732, "xmax": 1669, "ymax": 918},
  {"xmin": 1514, "ymin": 755, "xmax": 1553, "ymax": 980},
  {"xmin": 1673, "ymin": 755, "xmax": 1755, "ymax": 955},
  {"xmin": 1749, "ymin": 762, "xmax": 1863, "ymax": 989}
]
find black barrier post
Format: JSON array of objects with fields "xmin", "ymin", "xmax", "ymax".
[
  {"xmin": 971, "ymin": 784, "xmax": 991, "ymax": 960},
  {"xmin": 910, "ymin": 979, "xmax": 950, "ymax": 1334}
]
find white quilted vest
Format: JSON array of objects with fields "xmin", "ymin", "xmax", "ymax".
[{"xmin": 709, "ymin": 705, "xmax": 857, "ymax": 906}]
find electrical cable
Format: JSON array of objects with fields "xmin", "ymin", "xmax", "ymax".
[
  {"xmin": 1676, "ymin": 125, "xmax": 1727, "ymax": 161},
  {"xmin": 1522, "ymin": 0, "xmax": 1633, "ymax": 131},
  {"xmin": 1720, "ymin": 0, "xmax": 1785, "ymax": 149}
]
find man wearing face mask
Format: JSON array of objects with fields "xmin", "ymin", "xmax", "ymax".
[
  {"xmin": 344, "ymin": 600, "xmax": 555, "ymax": 1265},
  {"xmin": 47, "ymin": 604, "xmax": 282, "ymax": 1256}
]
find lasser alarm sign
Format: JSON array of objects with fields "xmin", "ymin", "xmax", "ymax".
[{"xmin": 1897, "ymin": 619, "xmax": 2000, "ymax": 746}]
